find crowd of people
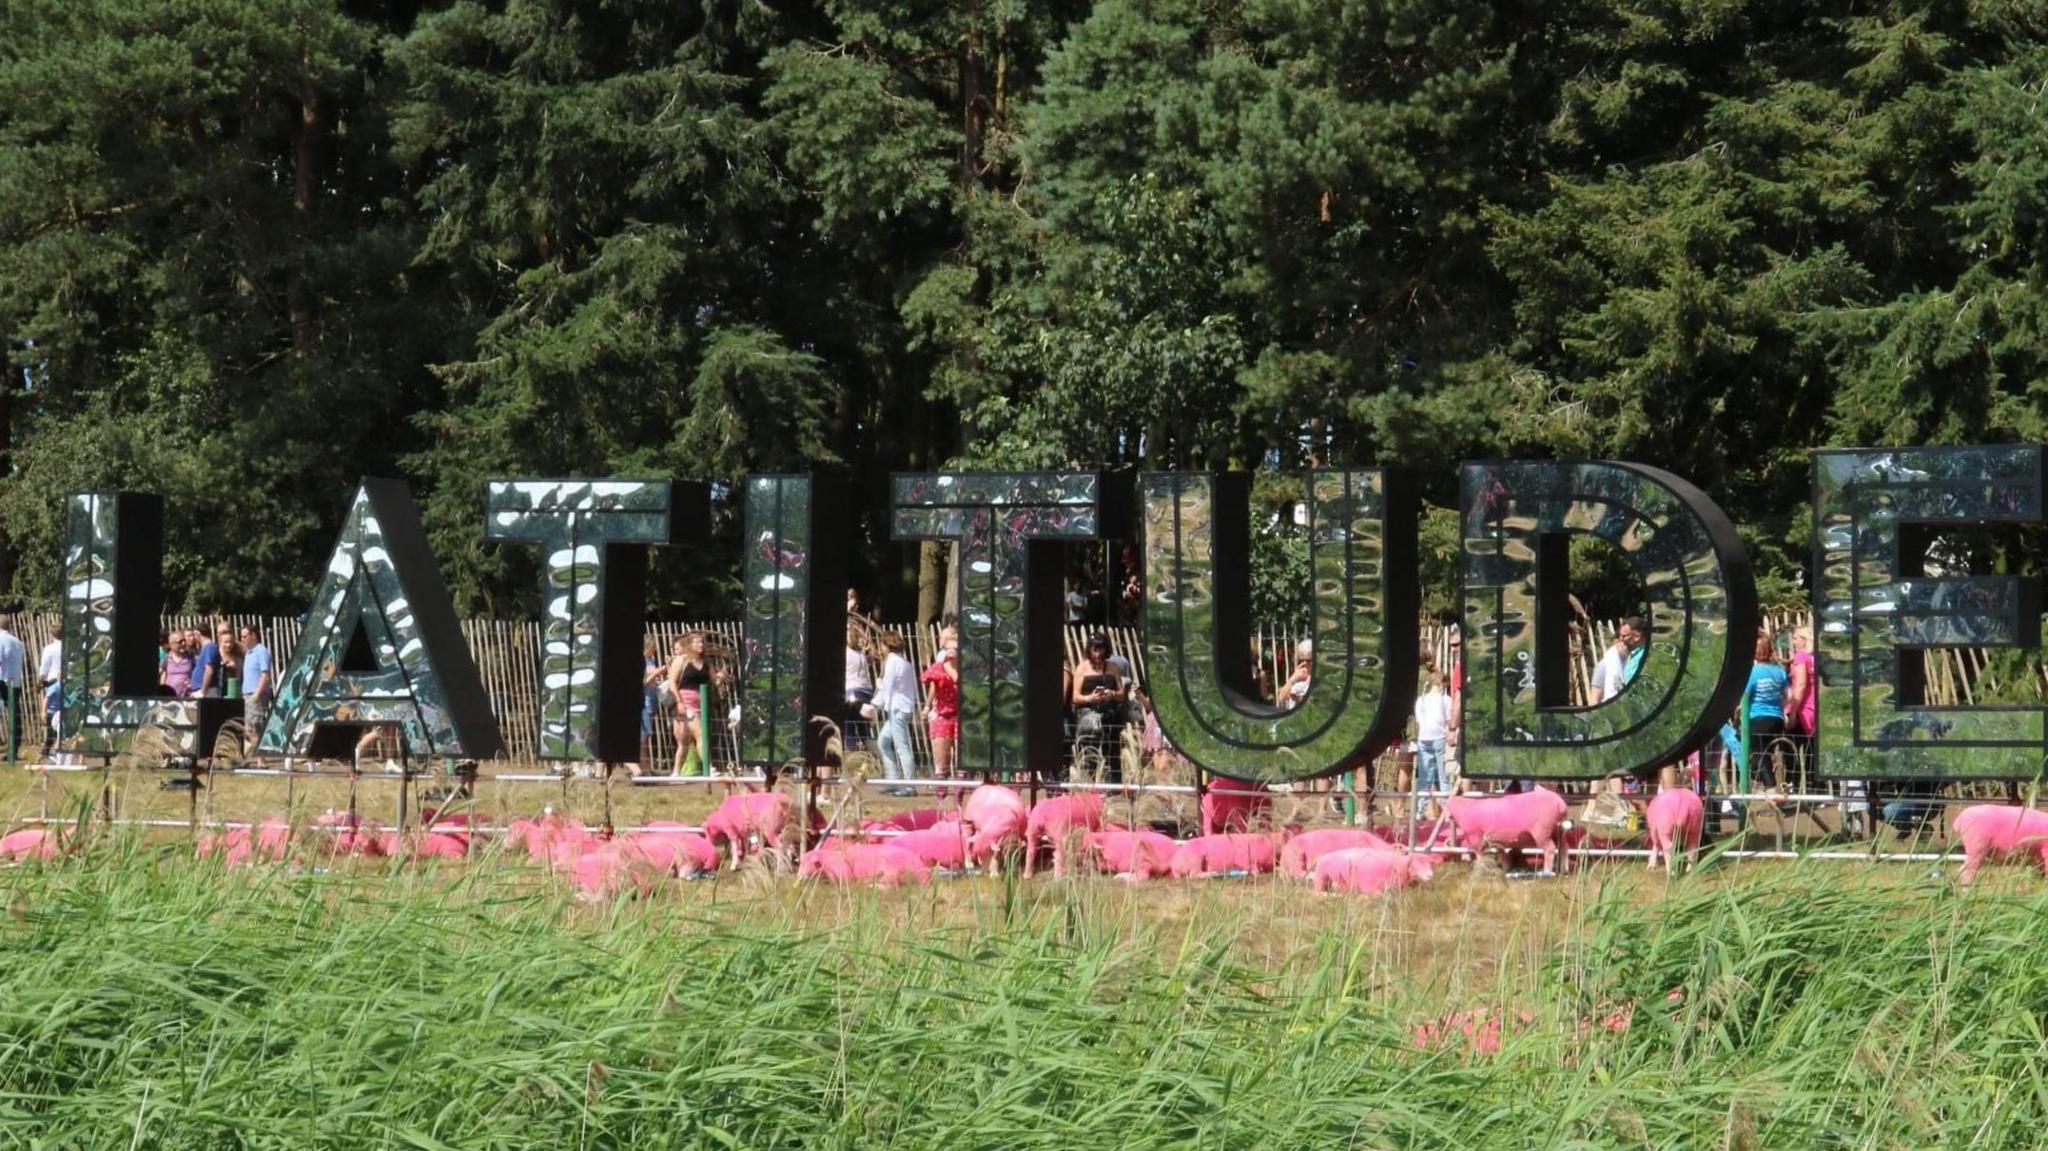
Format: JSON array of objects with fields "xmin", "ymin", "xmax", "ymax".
[
  {"xmin": 0, "ymin": 617, "xmax": 275, "ymax": 762},
  {"xmin": 844, "ymin": 589, "xmax": 959, "ymax": 795}
]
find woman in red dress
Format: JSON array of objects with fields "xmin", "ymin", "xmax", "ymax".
[{"xmin": 921, "ymin": 622, "xmax": 960, "ymax": 787}]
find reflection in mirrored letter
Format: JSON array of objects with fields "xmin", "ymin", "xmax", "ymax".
[
  {"xmin": 484, "ymin": 480, "xmax": 682, "ymax": 762},
  {"xmin": 1141, "ymin": 471, "xmax": 1418, "ymax": 783},
  {"xmin": 1460, "ymin": 461, "xmax": 1757, "ymax": 779},
  {"xmin": 1813, "ymin": 446, "xmax": 2046, "ymax": 780},
  {"xmin": 261, "ymin": 480, "xmax": 505, "ymax": 760},
  {"xmin": 737, "ymin": 475, "xmax": 846, "ymax": 772},
  {"xmin": 892, "ymin": 474, "xmax": 1103, "ymax": 775},
  {"xmin": 59, "ymin": 492, "xmax": 211, "ymax": 756}
]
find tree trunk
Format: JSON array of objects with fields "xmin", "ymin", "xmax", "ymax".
[
  {"xmin": 288, "ymin": 71, "xmax": 323, "ymax": 357},
  {"xmin": 960, "ymin": 28, "xmax": 982, "ymax": 186},
  {"xmin": 917, "ymin": 540, "xmax": 950, "ymax": 626},
  {"xmin": 0, "ymin": 347, "xmax": 13, "ymax": 597}
]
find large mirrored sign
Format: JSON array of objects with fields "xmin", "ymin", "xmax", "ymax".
[
  {"xmin": 1460, "ymin": 461, "xmax": 1757, "ymax": 778},
  {"xmin": 892, "ymin": 473, "xmax": 1105, "ymax": 774},
  {"xmin": 58, "ymin": 492, "xmax": 216, "ymax": 756},
  {"xmin": 736, "ymin": 475, "xmax": 846, "ymax": 772},
  {"xmin": 1813, "ymin": 446, "xmax": 2046, "ymax": 780},
  {"xmin": 1141, "ymin": 471, "xmax": 1417, "ymax": 783},
  {"xmin": 485, "ymin": 479, "xmax": 689, "ymax": 762},
  {"xmin": 260, "ymin": 480, "xmax": 505, "ymax": 760}
]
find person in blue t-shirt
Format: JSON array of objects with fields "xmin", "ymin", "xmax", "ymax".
[
  {"xmin": 193, "ymin": 624, "xmax": 224, "ymax": 697},
  {"xmin": 239, "ymin": 626, "xmax": 274, "ymax": 747},
  {"xmin": 1744, "ymin": 632, "xmax": 1789, "ymax": 788}
]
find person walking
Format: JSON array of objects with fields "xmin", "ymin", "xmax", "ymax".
[
  {"xmin": 1412, "ymin": 671, "xmax": 1452, "ymax": 821},
  {"xmin": 636, "ymin": 637, "xmax": 663, "ymax": 774},
  {"xmin": 870, "ymin": 632, "xmax": 919, "ymax": 796},
  {"xmin": 1783, "ymin": 625, "xmax": 1818, "ymax": 773},
  {"xmin": 666, "ymin": 633, "xmax": 711, "ymax": 776},
  {"xmin": 38, "ymin": 631, "xmax": 61, "ymax": 758},
  {"xmin": 0, "ymin": 617, "xmax": 24, "ymax": 762},
  {"xmin": 239, "ymin": 626, "xmax": 273, "ymax": 745}
]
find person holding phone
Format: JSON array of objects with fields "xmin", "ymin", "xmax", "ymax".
[{"xmin": 1069, "ymin": 634, "xmax": 1125, "ymax": 782}]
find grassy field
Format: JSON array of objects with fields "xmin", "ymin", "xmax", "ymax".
[{"xmin": 3, "ymin": 782, "xmax": 2047, "ymax": 1149}]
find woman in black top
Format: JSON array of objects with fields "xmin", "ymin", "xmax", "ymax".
[
  {"xmin": 667, "ymin": 633, "xmax": 712, "ymax": 775},
  {"xmin": 1069, "ymin": 634, "xmax": 1125, "ymax": 783}
]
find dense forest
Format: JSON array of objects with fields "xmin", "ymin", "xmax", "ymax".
[{"xmin": 2, "ymin": 0, "xmax": 2045, "ymax": 623}]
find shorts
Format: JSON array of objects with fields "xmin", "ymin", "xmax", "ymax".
[
  {"xmin": 927, "ymin": 714, "xmax": 958, "ymax": 742},
  {"xmin": 677, "ymin": 689, "xmax": 702, "ymax": 721}
]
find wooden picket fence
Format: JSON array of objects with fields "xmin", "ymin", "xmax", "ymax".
[{"xmin": 6, "ymin": 610, "xmax": 2035, "ymax": 767}]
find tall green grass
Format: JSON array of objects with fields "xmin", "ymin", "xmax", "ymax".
[{"xmin": 2, "ymin": 838, "xmax": 2045, "ymax": 1148}]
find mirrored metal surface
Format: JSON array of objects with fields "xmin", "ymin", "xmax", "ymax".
[
  {"xmin": 485, "ymin": 480, "xmax": 674, "ymax": 761},
  {"xmin": 1813, "ymin": 447, "xmax": 2046, "ymax": 780},
  {"xmin": 58, "ymin": 492, "xmax": 204, "ymax": 756},
  {"xmin": 1140, "ymin": 471, "xmax": 1417, "ymax": 783},
  {"xmin": 737, "ymin": 475, "xmax": 845, "ymax": 771},
  {"xmin": 1460, "ymin": 461, "xmax": 1756, "ymax": 778},
  {"xmin": 892, "ymin": 472, "xmax": 1101, "ymax": 774},
  {"xmin": 261, "ymin": 481, "xmax": 505, "ymax": 760}
]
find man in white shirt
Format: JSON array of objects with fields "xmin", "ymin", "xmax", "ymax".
[
  {"xmin": 0, "ymin": 617, "xmax": 24, "ymax": 762},
  {"xmin": 1592, "ymin": 636, "xmax": 1626, "ymax": 703},
  {"xmin": 37, "ymin": 634, "xmax": 61, "ymax": 759},
  {"xmin": 869, "ymin": 632, "xmax": 920, "ymax": 796},
  {"xmin": 1593, "ymin": 617, "xmax": 1648, "ymax": 703},
  {"xmin": 1412, "ymin": 671, "xmax": 1452, "ymax": 820}
]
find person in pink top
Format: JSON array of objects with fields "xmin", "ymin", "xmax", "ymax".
[
  {"xmin": 921, "ymin": 621, "xmax": 960, "ymax": 788},
  {"xmin": 1783, "ymin": 625, "xmax": 1818, "ymax": 774},
  {"xmin": 160, "ymin": 631, "xmax": 196, "ymax": 698}
]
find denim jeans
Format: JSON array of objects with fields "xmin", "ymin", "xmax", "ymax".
[
  {"xmin": 877, "ymin": 710, "xmax": 916, "ymax": 784},
  {"xmin": 1414, "ymin": 739, "xmax": 1446, "ymax": 817}
]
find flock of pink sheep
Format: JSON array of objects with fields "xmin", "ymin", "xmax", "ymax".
[{"xmin": 5, "ymin": 783, "xmax": 2048, "ymax": 893}]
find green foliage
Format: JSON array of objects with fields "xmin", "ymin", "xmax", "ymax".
[
  {"xmin": 8, "ymin": 846, "xmax": 2048, "ymax": 1145},
  {"xmin": 0, "ymin": 0, "xmax": 2045, "ymax": 627}
]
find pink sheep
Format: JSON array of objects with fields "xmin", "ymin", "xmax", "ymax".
[
  {"xmin": 333, "ymin": 828, "xmax": 397, "ymax": 858},
  {"xmin": 507, "ymin": 811, "xmax": 587, "ymax": 860},
  {"xmin": 314, "ymin": 811, "xmax": 395, "ymax": 858},
  {"xmin": 0, "ymin": 826, "xmax": 69, "ymax": 861},
  {"xmin": 1168, "ymin": 833, "xmax": 1281, "ymax": 878},
  {"xmin": 412, "ymin": 829, "xmax": 470, "ymax": 861},
  {"xmin": 1953, "ymin": 805, "xmax": 2048, "ymax": 885},
  {"xmin": 545, "ymin": 828, "xmax": 604, "ymax": 871},
  {"xmin": 1023, "ymin": 792, "xmax": 1106, "ymax": 876},
  {"xmin": 568, "ymin": 845, "xmax": 662, "ymax": 899},
  {"xmin": 702, "ymin": 792, "xmax": 797, "ymax": 867},
  {"xmin": 1644, "ymin": 787, "xmax": 1705, "ymax": 875},
  {"xmin": 1081, "ymin": 829, "xmax": 1178, "ymax": 879},
  {"xmin": 1279, "ymin": 828, "xmax": 1396, "ymax": 878},
  {"xmin": 1312, "ymin": 846, "xmax": 1435, "ymax": 894},
  {"xmin": 959, "ymin": 784, "xmax": 1029, "ymax": 873},
  {"xmin": 860, "ymin": 808, "xmax": 957, "ymax": 834},
  {"xmin": 621, "ymin": 825, "xmax": 719, "ymax": 875},
  {"xmin": 1444, "ymin": 787, "xmax": 1570, "ymax": 874},
  {"xmin": 1201, "ymin": 775, "xmax": 1271, "ymax": 835},
  {"xmin": 202, "ymin": 819, "xmax": 293, "ymax": 867},
  {"xmin": 412, "ymin": 809, "xmax": 474, "ymax": 860},
  {"xmin": 797, "ymin": 842, "xmax": 930, "ymax": 887},
  {"xmin": 889, "ymin": 826, "xmax": 970, "ymax": 870}
]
